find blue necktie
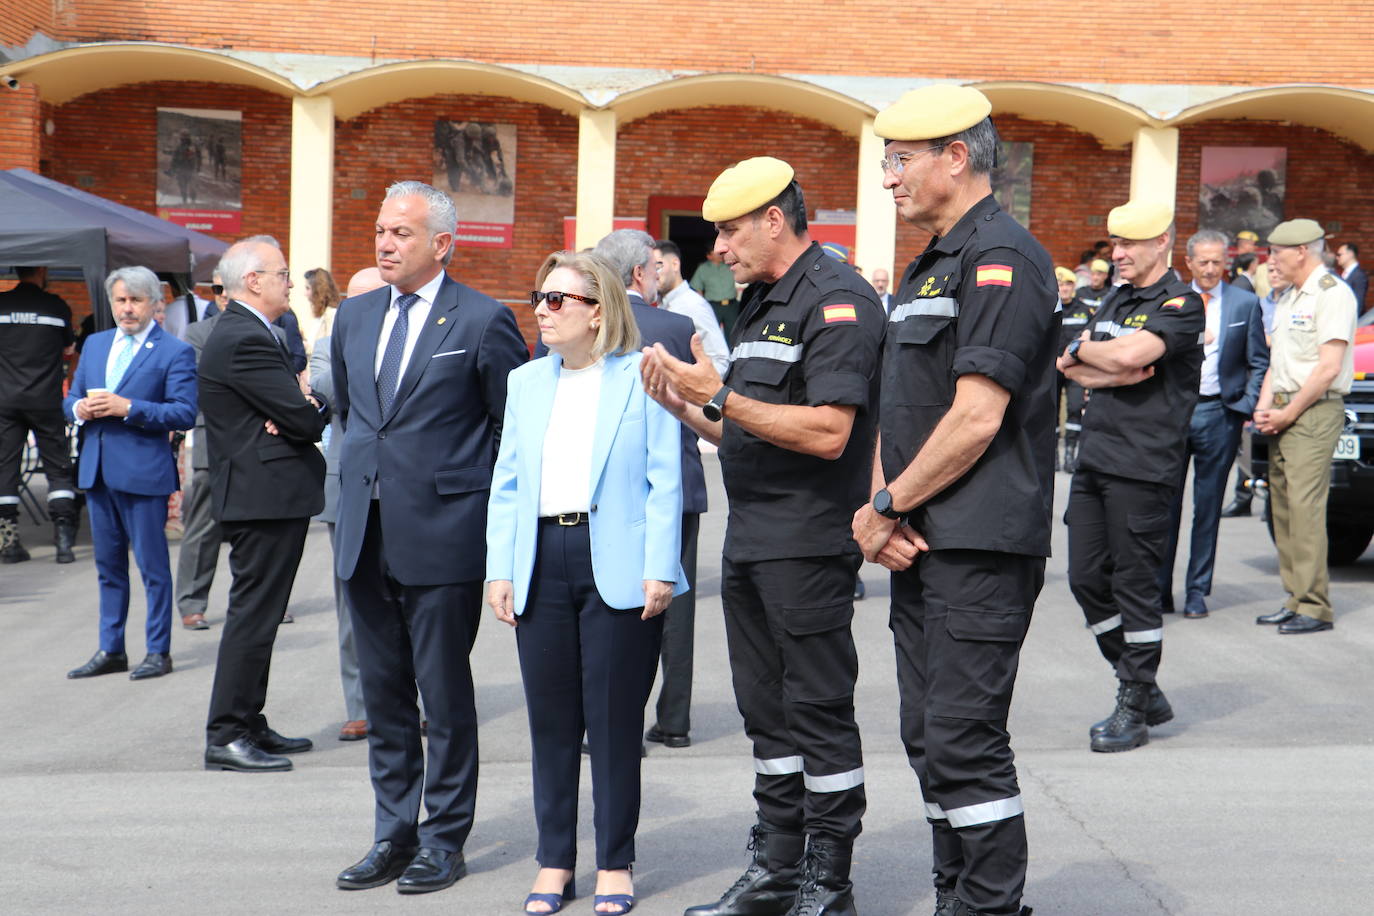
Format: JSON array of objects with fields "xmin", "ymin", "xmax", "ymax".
[
  {"xmin": 106, "ymin": 333, "xmax": 138, "ymax": 390},
  {"xmin": 376, "ymin": 293, "xmax": 418, "ymax": 417}
]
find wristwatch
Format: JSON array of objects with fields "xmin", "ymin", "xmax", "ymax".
[
  {"xmin": 1065, "ymin": 338, "xmax": 1083, "ymax": 365},
  {"xmin": 872, "ymin": 487, "xmax": 903, "ymax": 520},
  {"xmin": 702, "ymin": 385, "xmax": 732, "ymax": 422}
]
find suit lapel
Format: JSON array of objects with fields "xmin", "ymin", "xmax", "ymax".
[
  {"xmin": 384, "ymin": 275, "xmax": 459, "ymax": 425},
  {"xmin": 114, "ymin": 323, "xmax": 161, "ymax": 394},
  {"xmin": 352, "ymin": 291, "xmax": 389, "ymax": 427},
  {"xmin": 1214, "ymin": 283, "xmax": 1231, "ymax": 353},
  {"xmin": 88, "ymin": 332, "xmax": 114, "ymax": 391},
  {"xmin": 589, "ymin": 354, "xmax": 635, "ymax": 493},
  {"xmin": 523, "ymin": 355, "xmax": 561, "ymax": 501}
]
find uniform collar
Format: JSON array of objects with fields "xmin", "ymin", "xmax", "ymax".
[
  {"xmin": 1297, "ymin": 265, "xmax": 1332, "ymax": 297},
  {"xmin": 1124, "ymin": 272, "xmax": 1175, "ymax": 302},
  {"xmin": 761, "ymin": 241, "xmax": 825, "ymax": 304},
  {"xmin": 930, "ymin": 194, "xmax": 1002, "ymax": 256}
]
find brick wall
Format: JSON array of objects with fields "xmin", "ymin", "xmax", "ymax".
[
  {"xmin": 332, "ymin": 94, "xmax": 578, "ymax": 346},
  {"xmin": 32, "ymin": 0, "xmax": 1374, "ymax": 86},
  {"xmin": 0, "ymin": 0, "xmax": 49, "ymax": 46},
  {"xmin": 0, "ymin": 85, "xmax": 41, "ymax": 170}
]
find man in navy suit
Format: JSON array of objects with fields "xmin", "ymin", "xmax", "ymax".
[
  {"xmin": 1336, "ymin": 242, "xmax": 1368, "ymax": 319},
  {"xmin": 63, "ymin": 266, "xmax": 197, "ymax": 680},
  {"xmin": 1159, "ymin": 230, "xmax": 1269, "ymax": 618},
  {"xmin": 332, "ymin": 182, "xmax": 527, "ymax": 894}
]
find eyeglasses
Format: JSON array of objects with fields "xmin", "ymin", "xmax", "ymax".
[
  {"xmin": 530, "ymin": 290, "xmax": 598, "ymax": 310},
  {"xmin": 211, "ymin": 284, "xmax": 224, "ymax": 295},
  {"xmin": 878, "ymin": 145, "xmax": 946, "ymax": 176},
  {"xmin": 253, "ymin": 268, "xmax": 291, "ymax": 281}
]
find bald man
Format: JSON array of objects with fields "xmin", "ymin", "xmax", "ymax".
[
  {"xmin": 871, "ymin": 268, "xmax": 892, "ymax": 315},
  {"xmin": 313, "ymin": 264, "xmax": 387, "ymax": 741}
]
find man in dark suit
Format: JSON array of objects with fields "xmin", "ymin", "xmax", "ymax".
[
  {"xmin": 62, "ymin": 266, "xmax": 198, "ymax": 680},
  {"xmin": 332, "ymin": 182, "xmax": 527, "ymax": 895},
  {"xmin": 198, "ymin": 235, "xmax": 329, "ymax": 773},
  {"xmin": 1336, "ymin": 242, "xmax": 1368, "ymax": 320},
  {"xmin": 1159, "ymin": 230, "xmax": 1269, "ymax": 618},
  {"xmin": 870, "ymin": 267, "xmax": 893, "ymax": 314}
]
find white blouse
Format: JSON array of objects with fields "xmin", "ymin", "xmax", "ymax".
[{"xmin": 538, "ymin": 358, "xmax": 604, "ymax": 516}]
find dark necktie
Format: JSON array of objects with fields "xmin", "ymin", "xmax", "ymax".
[{"xmin": 376, "ymin": 293, "xmax": 418, "ymax": 416}]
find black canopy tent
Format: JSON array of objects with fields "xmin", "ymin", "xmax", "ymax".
[{"xmin": 0, "ymin": 168, "xmax": 228, "ymax": 331}]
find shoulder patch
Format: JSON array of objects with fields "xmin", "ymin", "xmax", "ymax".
[
  {"xmin": 822, "ymin": 303, "xmax": 858, "ymax": 324},
  {"xmin": 1319, "ymin": 273, "xmax": 1338, "ymax": 290},
  {"xmin": 976, "ymin": 264, "xmax": 1014, "ymax": 287},
  {"xmin": 1161, "ymin": 296, "xmax": 1185, "ymax": 309}
]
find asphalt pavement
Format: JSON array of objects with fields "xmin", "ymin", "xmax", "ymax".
[{"xmin": 2, "ymin": 454, "xmax": 1372, "ymax": 915}]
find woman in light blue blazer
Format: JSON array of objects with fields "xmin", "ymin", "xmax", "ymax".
[{"xmin": 486, "ymin": 251, "xmax": 685, "ymax": 916}]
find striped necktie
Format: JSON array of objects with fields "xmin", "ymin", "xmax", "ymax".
[{"xmin": 106, "ymin": 333, "xmax": 138, "ymax": 390}]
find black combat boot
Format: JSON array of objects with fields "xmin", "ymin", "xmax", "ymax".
[
  {"xmin": 53, "ymin": 517, "xmax": 78, "ymax": 564},
  {"xmin": 934, "ymin": 888, "xmax": 960, "ymax": 915},
  {"xmin": 1089, "ymin": 680, "xmax": 1152, "ymax": 753},
  {"xmin": 948, "ymin": 901, "xmax": 1033, "ymax": 916},
  {"xmin": 685, "ymin": 821, "xmax": 805, "ymax": 916},
  {"xmin": 1089, "ymin": 683, "xmax": 1173, "ymax": 737},
  {"xmin": 1063, "ymin": 433, "xmax": 1080, "ymax": 473},
  {"xmin": 1, "ymin": 515, "xmax": 30, "ymax": 564},
  {"xmin": 785, "ymin": 840, "xmax": 856, "ymax": 916}
]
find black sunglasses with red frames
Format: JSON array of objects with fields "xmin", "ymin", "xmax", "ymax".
[{"xmin": 530, "ymin": 290, "xmax": 598, "ymax": 310}]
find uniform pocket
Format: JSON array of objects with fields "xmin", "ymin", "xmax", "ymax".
[
  {"xmin": 895, "ymin": 315, "xmax": 953, "ymax": 346},
  {"xmin": 1126, "ymin": 510, "xmax": 1170, "ymax": 534},
  {"xmin": 935, "ymin": 605, "xmax": 1028, "ymax": 720},
  {"xmin": 945, "ymin": 605, "xmax": 1026, "ymax": 643},
  {"xmin": 782, "ymin": 600, "xmax": 853, "ymax": 636}
]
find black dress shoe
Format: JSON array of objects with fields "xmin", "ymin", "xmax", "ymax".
[
  {"xmin": 645, "ymin": 724, "xmax": 691, "ymax": 748},
  {"xmin": 1221, "ymin": 498, "xmax": 1252, "ymax": 518},
  {"xmin": 1160, "ymin": 594, "xmax": 1175, "ymax": 614},
  {"xmin": 251, "ymin": 727, "xmax": 313, "ymax": 754},
  {"xmin": 1256, "ymin": 608, "xmax": 1297, "ymax": 626},
  {"xmin": 67, "ymin": 650, "xmax": 129, "ymax": 679},
  {"xmin": 853, "ymin": 576, "xmax": 865, "ymax": 601},
  {"xmin": 129, "ymin": 653, "xmax": 173, "ymax": 679},
  {"xmin": 395, "ymin": 847, "xmax": 466, "ymax": 894},
  {"xmin": 205, "ymin": 737, "xmax": 292, "ymax": 772},
  {"xmin": 1278, "ymin": 614, "xmax": 1334, "ymax": 635},
  {"xmin": 337, "ymin": 840, "xmax": 419, "ymax": 890},
  {"xmin": 1183, "ymin": 595, "xmax": 1208, "ymax": 619}
]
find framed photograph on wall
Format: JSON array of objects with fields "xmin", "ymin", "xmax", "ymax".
[{"xmin": 1199, "ymin": 146, "xmax": 1286, "ymax": 241}]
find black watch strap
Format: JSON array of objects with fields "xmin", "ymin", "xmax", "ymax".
[
  {"xmin": 873, "ymin": 487, "xmax": 903, "ymax": 520},
  {"xmin": 702, "ymin": 385, "xmax": 732, "ymax": 422}
]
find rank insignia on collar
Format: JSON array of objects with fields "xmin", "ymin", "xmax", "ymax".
[{"xmin": 1161, "ymin": 296, "xmax": 1185, "ymax": 309}]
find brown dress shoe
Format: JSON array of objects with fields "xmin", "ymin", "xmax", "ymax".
[
  {"xmin": 338, "ymin": 720, "xmax": 368, "ymax": 741},
  {"xmin": 182, "ymin": 613, "xmax": 210, "ymax": 630}
]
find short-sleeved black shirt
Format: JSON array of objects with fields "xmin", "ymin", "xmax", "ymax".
[
  {"xmin": 0, "ymin": 281, "xmax": 74, "ymax": 409},
  {"xmin": 1076, "ymin": 275, "xmax": 1204, "ymax": 486},
  {"xmin": 1058, "ymin": 295, "xmax": 1097, "ymax": 352},
  {"xmin": 881, "ymin": 195, "xmax": 1060, "ymax": 557},
  {"xmin": 719, "ymin": 242, "xmax": 885, "ymax": 562}
]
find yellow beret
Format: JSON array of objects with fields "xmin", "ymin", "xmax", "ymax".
[
  {"xmin": 1236, "ymin": 230, "xmax": 1260, "ymax": 241},
  {"xmin": 1107, "ymin": 200, "xmax": 1174, "ymax": 240},
  {"xmin": 874, "ymin": 85, "xmax": 992, "ymax": 142},
  {"xmin": 1054, "ymin": 267, "xmax": 1077, "ymax": 284},
  {"xmin": 1267, "ymin": 218, "xmax": 1324, "ymax": 247},
  {"xmin": 702, "ymin": 157, "xmax": 796, "ymax": 223},
  {"xmin": 1090, "ymin": 258, "xmax": 1111, "ymax": 273}
]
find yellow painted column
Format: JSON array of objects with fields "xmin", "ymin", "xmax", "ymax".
[
  {"xmin": 854, "ymin": 117, "xmax": 896, "ymax": 282},
  {"xmin": 575, "ymin": 108, "xmax": 617, "ymax": 250},
  {"xmin": 1129, "ymin": 126, "xmax": 1180, "ymax": 203},
  {"xmin": 288, "ymin": 94, "xmax": 335, "ymax": 334}
]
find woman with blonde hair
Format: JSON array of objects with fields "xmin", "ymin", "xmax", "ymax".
[
  {"xmin": 486, "ymin": 250, "xmax": 684, "ymax": 915},
  {"xmin": 304, "ymin": 267, "xmax": 340, "ymax": 355}
]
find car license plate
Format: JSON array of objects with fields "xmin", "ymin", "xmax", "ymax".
[{"xmin": 1334, "ymin": 434, "xmax": 1360, "ymax": 460}]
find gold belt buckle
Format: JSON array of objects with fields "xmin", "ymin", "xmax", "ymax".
[{"xmin": 557, "ymin": 513, "xmax": 580, "ymax": 526}]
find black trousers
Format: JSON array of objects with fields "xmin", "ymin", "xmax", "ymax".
[
  {"xmin": 890, "ymin": 549, "xmax": 1042, "ymax": 916},
  {"xmin": 204, "ymin": 515, "xmax": 310, "ymax": 746},
  {"xmin": 721, "ymin": 553, "xmax": 865, "ymax": 843},
  {"xmin": 343, "ymin": 502, "xmax": 483, "ymax": 854},
  {"xmin": 516, "ymin": 520, "xmax": 663, "ymax": 870},
  {"xmin": 1066, "ymin": 469, "xmax": 1174, "ymax": 684},
  {"xmin": 0, "ymin": 405, "xmax": 76, "ymax": 517},
  {"xmin": 652, "ymin": 512, "xmax": 699, "ymax": 736}
]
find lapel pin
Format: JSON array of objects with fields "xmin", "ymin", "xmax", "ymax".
[
  {"xmin": 145, "ymin": 342, "xmax": 153, "ymax": 349},
  {"xmin": 437, "ymin": 317, "xmax": 447, "ymax": 325}
]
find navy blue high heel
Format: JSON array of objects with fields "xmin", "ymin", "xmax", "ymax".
[{"xmin": 523, "ymin": 878, "xmax": 574, "ymax": 914}]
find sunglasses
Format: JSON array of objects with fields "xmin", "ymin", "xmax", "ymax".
[
  {"xmin": 530, "ymin": 290, "xmax": 598, "ymax": 310},
  {"xmin": 211, "ymin": 284, "xmax": 224, "ymax": 295}
]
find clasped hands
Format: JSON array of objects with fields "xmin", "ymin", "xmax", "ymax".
[
  {"xmin": 851, "ymin": 503, "xmax": 929, "ymax": 571},
  {"xmin": 1252, "ymin": 406, "xmax": 1292, "ymax": 436},
  {"xmin": 486, "ymin": 579, "xmax": 674, "ymax": 627},
  {"xmin": 75, "ymin": 390, "xmax": 132, "ymax": 421}
]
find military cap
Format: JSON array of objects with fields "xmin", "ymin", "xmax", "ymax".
[
  {"xmin": 874, "ymin": 84, "xmax": 992, "ymax": 142},
  {"xmin": 1054, "ymin": 266, "xmax": 1077, "ymax": 284},
  {"xmin": 821, "ymin": 241, "xmax": 852, "ymax": 264},
  {"xmin": 1236, "ymin": 230, "xmax": 1259, "ymax": 241},
  {"xmin": 1267, "ymin": 219, "xmax": 1325, "ymax": 247},
  {"xmin": 702, "ymin": 157, "xmax": 795, "ymax": 223},
  {"xmin": 1090, "ymin": 258, "xmax": 1111, "ymax": 273},
  {"xmin": 1107, "ymin": 200, "xmax": 1174, "ymax": 240}
]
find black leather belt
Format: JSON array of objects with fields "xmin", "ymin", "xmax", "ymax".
[
  {"xmin": 1198, "ymin": 394, "xmax": 1222, "ymax": 401},
  {"xmin": 539, "ymin": 513, "xmax": 589, "ymax": 526}
]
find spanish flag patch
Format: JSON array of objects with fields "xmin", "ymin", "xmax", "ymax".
[
  {"xmin": 1161, "ymin": 296, "xmax": 1185, "ymax": 309},
  {"xmin": 976, "ymin": 264, "xmax": 1014, "ymax": 287},
  {"xmin": 823, "ymin": 303, "xmax": 858, "ymax": 323}
]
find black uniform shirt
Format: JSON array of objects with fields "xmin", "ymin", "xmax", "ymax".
[
  {"xmin": 1075, "ymin": 275, "xmax": 1204, "ymax": 486},
  {"xmin": 719, "ymin": 241, "xmax": 885, "ymax": 562},
  {"xmin": 0, "ymin": 281, "xmax": 74, "ymax": 409},
  {"xmin": 1058, "ymin": 295, "xmax": 1096, "ymax": 352},
  {"xmin": 881, "ymin": 195, "xmax": 1060, "ymax": 557},
  {"xmin": 1077, "ymin": 286, "xmax": 1110, "ymax": 312}
]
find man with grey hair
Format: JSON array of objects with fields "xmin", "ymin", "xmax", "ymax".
[
  {"xmin": 332, "ymin": 181, "xmax": 526, "ymax": 894},
  {"xmin": 62, "ymin": 265, "xmax": 197, "ymax": 681},
  {"xmin": 1254, "ymin": 219, "xmax": 1358, "ymax": 635},
  {"xmin": 1157, "ymin": 230, "xmax": 1267, "ymax": 619}
]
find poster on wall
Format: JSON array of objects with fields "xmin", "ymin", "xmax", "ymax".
[
  {"xmin": 155, "ymin": 107, "xmax": 242, "ymax": 233},
  {"xmin": 992, "ymin": 141, "xmax": 1033, "ymax": 228},
  {"xmin": 1199, "ymin": 147, "xmax": 1286, "ymax": 240},
  {"xmin": 433, "ymin": 120, "xmax": 517, "ymax": 249}
]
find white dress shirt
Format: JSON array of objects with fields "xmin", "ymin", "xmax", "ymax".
[
  {"xmin": 662, "ymin": 282, "xmax": 731, "ymax": 375},
  {"xmin": 539, "ymin": 359, "xmax": 603, "ymax": 516},
  {"xmin": 103, "ymin": 321, "xmax": 156, "ymax": 388},
  {"xmin": 374, "ymin": 271, "xmax": 444, "ymax": 388},
  {"xmin": 1194, "ymin": 283, "xmax": 1221, "ymax": 397}
]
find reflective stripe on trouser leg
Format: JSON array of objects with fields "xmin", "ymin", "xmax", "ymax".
[
  {"xmin": 722, "ymin": 555, "xmax": 865, "ymax": 841},
  {"xmin": 1066, "ymin": 470, "xmax": 1125, "ymax": 670},
  {"xmin": 1098, "ymin": 472, "xmax": 1174, "ymax": 685}
]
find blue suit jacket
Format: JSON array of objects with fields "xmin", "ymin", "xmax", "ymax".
[
  {"xmin": 486, "ymin": 350, "xmax": 686, "ymax": 615},
  {"xmin": 63, "ymin": 322, "xmax": 198, "ymax": 495},
  {"xmin": 1211, "ymin": 281, "xmax": 1269, "ymax": 417},
  {"xmin": 331, "ymin": 273, "xmax": 529, "ymax": 586}
]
